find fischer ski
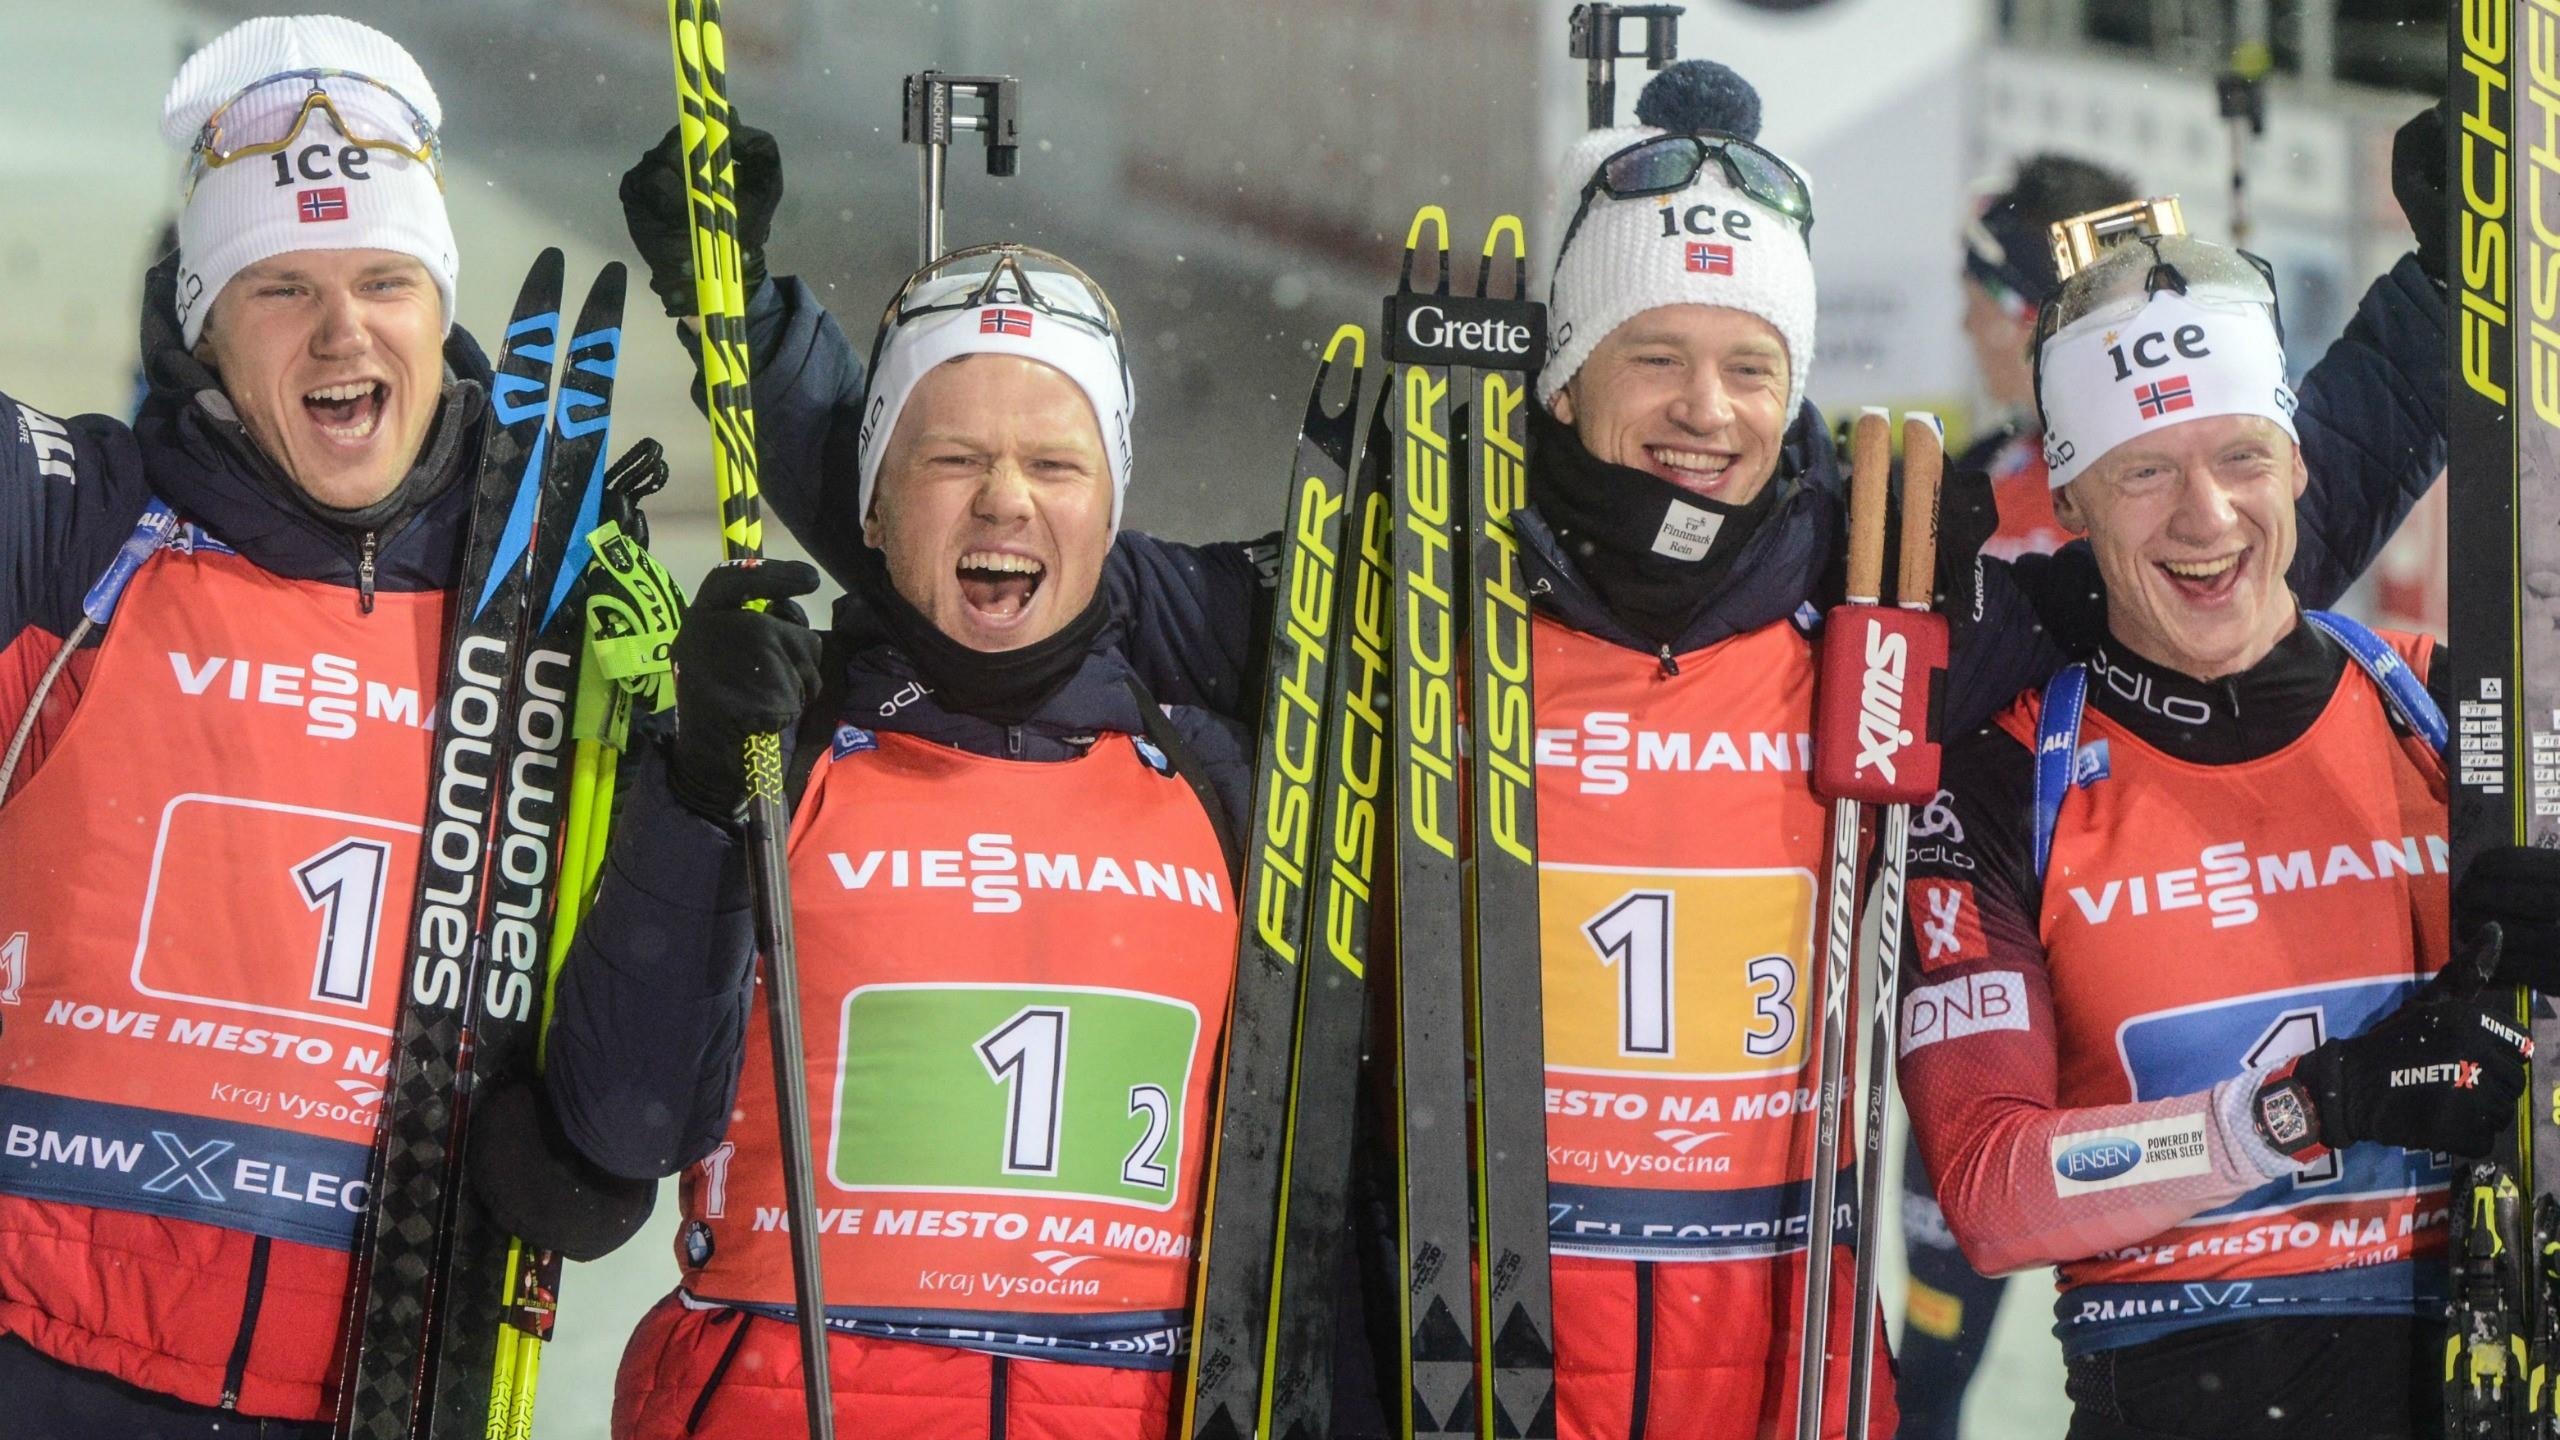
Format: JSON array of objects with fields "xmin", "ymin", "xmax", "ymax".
[
  {"xmin": 1384, "ymin": 204, "xmax": 1482, "ymax": 1440},
  {"xmin": 2445, "ymin": 5, "xmax": 2553, "ymax": 1436},
  {"xmin": 1183, "ymin": 323, "xmax": 1369, "ymax": 1440},
  {"xmin": 1456, "ymin": 217, "xmax": 1555, "ymax": 1440},
  {"xmin": 1265, "ymin": 386, "xmax": 1397, "ymax": 1440}
]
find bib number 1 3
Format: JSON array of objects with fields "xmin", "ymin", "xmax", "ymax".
[{"xmin": 1582, "ymin": 888, "xmax": 1797, "ymax": 1061}]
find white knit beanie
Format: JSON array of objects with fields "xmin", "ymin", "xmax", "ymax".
[
  {"xmin": 1541, "ymin": 60, "xmax": 1817, "ymax": 419},
  {"xmin": 161, "ymin": 16, "xmax": 457, "ymax": 348},
  {"xmin": 855, "ymin": 261, "xmax": 1136, "ymax": 532}
]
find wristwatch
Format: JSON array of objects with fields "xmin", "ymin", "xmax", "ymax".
[{"xmin": 2251, "ymin": 1061, "xmax": 2330, "ymax": 1164}]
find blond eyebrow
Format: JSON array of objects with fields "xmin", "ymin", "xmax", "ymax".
[{"xmin": 238, "ymin": 258, "xmax": 423, "ymax": 284}]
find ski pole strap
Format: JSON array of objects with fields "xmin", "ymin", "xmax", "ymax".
[
  {"xmin": 2030, "ymin": 611, "xmax": 2450, "ymax": 881},
  {"xmin": 2301, "ymin": 609, "xmax": 2448, "ymax": 757},
  {"xmin": 2029, "ymin": 662, "xmax": 2093, "ymax": 883},
  {"xmin": 576, "ymin": 519, "xmax": 686, "ymax": 747}
]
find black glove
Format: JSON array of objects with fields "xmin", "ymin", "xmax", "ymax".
[
  {"xmin": 2259, "ymin": 927, "xmax": 2531, "ymax": 1161},
  {"xmin": 2458, "ymin": 846, "xmax": 2560, "ymax": 993},
  {"xmin": 620, "ymin": 119, "xmax": 785, "ymax": 319},
  {"xmin": 668, "ymin": 559, "xmax": 823, "ymax": 821},
  {"xmin": 465, "ymin": 1079, "xmax": 656, "ymax": 1263},
  {"xmin": 2391, "ymin": 99, "xmax": 2449, "ymax": 288}
]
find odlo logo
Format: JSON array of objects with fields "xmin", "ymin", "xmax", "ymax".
[{"xmin": 1854, "ymin": 618, "xmax": 1913, "ymax": 782}]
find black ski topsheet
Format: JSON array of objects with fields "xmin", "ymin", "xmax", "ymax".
[
  {"xmin": 1268, "ymin": 396, "xmax": 1395, "ymax": 1440},
  {"xmin": 339, "ymin": 248, "xmax": 566, "ymax": 1440},
  {"xmin": 1385, "ymin": 204, "xmax": 1481, "ymax": 1439},
  {"xmin": 1457, "ymin": 218, "xmax": 1555, "ymax": 1440},
  {"xmin": 425, "ymin": 264, "xmax": 628, "ymax": 1438},
  {"xmin": 2446, "ymin": 7, "xmax": 2532, "ymax": 1436},
  {"xmin": 1185, "ymin": 323, "xmax": 1367, "ymax": 1440}
]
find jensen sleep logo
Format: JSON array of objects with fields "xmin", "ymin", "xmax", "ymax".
[{"xmin": 2049, "ymin": 1115, "xmax": 2212, "ymax": 1197}]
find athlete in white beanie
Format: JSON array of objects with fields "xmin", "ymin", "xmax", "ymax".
[
  {"xmin": 159, "ymin": 15, "xmax": 460, "ymax": 511},
  {"xmin": 1525, "ymin": 58, "xmax": 1822, "ymax": 645}
]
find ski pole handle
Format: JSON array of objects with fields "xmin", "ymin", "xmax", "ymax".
[
  {"xmin": 1898, "ymin": 412, "xmax": 1943, "ymax": 611},
  {"xmin": 1844, "ymin": 408, "xmax": 1891, "ymax": 606}
]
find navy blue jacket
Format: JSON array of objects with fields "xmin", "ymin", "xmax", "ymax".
[{"xmin": 543, "ymin": 588, "xmax": 1257, "ymax": 1180}]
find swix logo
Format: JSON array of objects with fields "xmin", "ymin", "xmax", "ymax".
[
  {"xmin": 1536, "ymin": 711, "xmax": 1812, "ymax": 796},
  {"xmin": 1912, "ymin": 878, "xmax": 1987, "ymax": 971},
  {"xmin": 168, "ymin": 649, "xmax": 432, "ymax": 739},
  {"xmin": 826, "ymin": 833, "xmax": 1225, "ymax": 916},
  {"xmin": 2062, "ymin": 832, "xmax": 2449, "ymax": 931},
  {"xmin": 1852, "ymin": 618, "xmax": 1914, "ymax": 782}
]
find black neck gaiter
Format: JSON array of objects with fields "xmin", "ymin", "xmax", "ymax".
[
  {"xmin": 1525, "ymin": 401, "xmax": 1781, "ymax": 645},
  {"xmin": 848, "ymin": 547, "xmax": 1110, "ymax": 725}
]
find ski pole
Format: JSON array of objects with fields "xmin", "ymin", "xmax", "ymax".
[
  {"xmin": 1795, "ymin": 409, "xmax": 1892, "ymax": 1440},
  {"xmin": 901, "ymin": 70, "xmax": 1020, "ymax": 264},
  {"xmin": 669, "ymin": 5, "xmax": 838, "ymax": 1436},
  {"xmin": 1840, "ymin": 413, "xmax": 1945, "ymax": 1439}
]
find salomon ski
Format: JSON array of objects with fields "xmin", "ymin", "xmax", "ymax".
[{"xmin": 338, "ymin": 249, "xmax": 566, "ymax": 1439}]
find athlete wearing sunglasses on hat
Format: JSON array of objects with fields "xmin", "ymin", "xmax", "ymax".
[{"xmin": 0, "ymin": 17, "xmax": 648, "ymax": 1436}]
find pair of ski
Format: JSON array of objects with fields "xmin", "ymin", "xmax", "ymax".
[
  {"xmin": 2444, "ymin": 6, "xmax": 2560, "ymax": 1436},
  {"xmin": 1183, "ymin": 207, "xmax": 1559, "ymax": 1440},
  {"xmin": 334, "ymin": 250, "xmax": 637, "ymax": 1440}
]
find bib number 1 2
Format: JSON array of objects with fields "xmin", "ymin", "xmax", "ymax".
[{"xmin": 977, "ymin": 1005, "xmax": 1176, "ymax": 1191}]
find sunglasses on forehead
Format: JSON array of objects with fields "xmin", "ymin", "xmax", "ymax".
[
  {"xmin": 185, "ymin": 68, "xmax": 442, "ymax": 200},
  {"xmin": 1554, "ymin": 130, "xmax": 1815, "ymax": 277}
]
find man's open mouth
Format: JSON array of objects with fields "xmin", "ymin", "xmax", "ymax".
[
  {"xmin": 2156, "ymin": 549, "xmax": 2247, "ymax": 602},
  {"xmin": 1647, "ymin": 445, "xmax": 1737, "ymax": 495},
  {"xmin": 956, "ymin": 549, "xmax": 1045, "ymax": 620},
  {"xmin": 303, "ymin": 380, "xmax": 387, "ymax": 445}
]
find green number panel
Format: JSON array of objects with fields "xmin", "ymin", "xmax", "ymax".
[{"xmin": 830, "ymin": 983, "xmax": 1204, "ymax": 1210}]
